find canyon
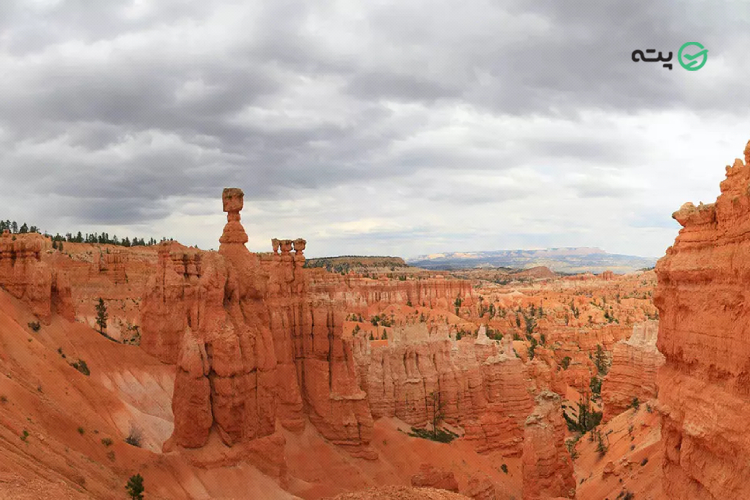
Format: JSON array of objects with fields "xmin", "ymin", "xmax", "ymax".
[{"xmin": 2, "ymin": 141, "xmax": 750, "ymax": 500}]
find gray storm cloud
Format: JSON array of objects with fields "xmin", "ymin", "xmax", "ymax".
[{"xmin": 0, "ymin": 0, "xmax": 746, "ymax": 257}]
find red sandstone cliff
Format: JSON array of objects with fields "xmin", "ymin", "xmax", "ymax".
[
  {"xmin": 0, "ymin": 230, "xmax": 74, "ymax": 323},
  {"xmin": 655, "ymin": 141, "xmax": 750, "ymax": 499},
  {"xmin": 354, "ymin": 326, "xmax": 533, "ymax": 456},
  {"xmin": 601, "ymin": 320, "xmax": 663, "ymax": 420},
  {"xmin": 522, "ymin": 391, "xmax": 576, "ymax": 500}
]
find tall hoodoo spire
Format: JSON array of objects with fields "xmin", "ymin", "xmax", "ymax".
[{"xmin": 219, "ymin": 187, "xmax": 249, "ymax": 246}]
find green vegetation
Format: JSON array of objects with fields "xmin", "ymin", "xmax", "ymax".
[
  {"xmin": 564, "ymin": 392, "xmax": 602, "ymax": 434},
  {"xmin": 1, "ymin": 218, "xmax": 162, "ymax": 247},
  {"xmin": 77, "ymin": 427, "xmax": 85, "ymax": 435},
  {"xmin": 126, "ymin": 474, "xmax": 145, "ymax": 500},
  {"xmin": 594, "ymin": 344, "xmax": 609, "ymax": 375},
  {"xmin": 500, "ymin": 464, "xmax": 508, "ymax": 474},
  {"xmin": 590, "ymin": 375, "xmax": 602, "ymax": 397},
  {"xmin": 71, "ymin": 359, "xmax": 90, "ymax": 376},
  {"xmin": 407, "ymin": 426, "xmax": 459, "ymax": 443},
  {"xmin": 28, "ymin": 321, "xmax": 41, "ymax": 332},
  {"xmin": 20, "ymin": 429, "xmax": 29, "ymax": 442},
  {"xmin": 125, "ymin": 427, "xmax": 142, "ymax": 448},
  {"xmin": 631, "ymin": 397, "xmax": 640, "ymax": 411},
  {"xmin": 594, "ymin": 428, "xmax": 608, "ymax": 457},
  {"xmin": 560, "ymin": 356, "xmax": 571, "ymax": 370},
  {"xmin": 101, "ymin": 437, "xmax": 113, "ymax": 447},
  {"xmin": 95, "ymin": 298, "xmax": 108, "ymax": 336}
]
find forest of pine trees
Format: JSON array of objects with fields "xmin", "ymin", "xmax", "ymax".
[{"xmin": 0, "ymin": 219, "xmax": 167, "ymax": 247}]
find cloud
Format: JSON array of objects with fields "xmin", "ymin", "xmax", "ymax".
[{"xmin": 0, "ymin": 0, "xmax": 747, "ymax": 259}]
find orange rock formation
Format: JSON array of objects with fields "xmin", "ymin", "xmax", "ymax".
[
  {"xmin": 522, "ymin": 391, "xmax": 576, "ymax": 500},
  {"xmin": 601, "ymin": 320, "xmax": 664, "ymax": 421},
  {"xmin": 655, "ymin": 141, "xmax": 750, "ymax": 499},
  {"xmin": 354, "ymin": 327, "xmax": 533, "ymax": 456},
  {"xmin": 159, "ymin": 188, "xmax": 375, "ymax": 462}
]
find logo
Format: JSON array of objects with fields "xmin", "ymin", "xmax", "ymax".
[
  {"xmin": 631, "ymin": 42, "xmax": 708, "ymax": 71},
  {"xmin": 677, "ymin": 42, "xmax": 708, "ymax": 71}
]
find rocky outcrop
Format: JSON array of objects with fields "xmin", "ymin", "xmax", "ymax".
[
  {"xmin": 309, "ymin": 272, "xmax": 474, "ymax": 313},
  {"xmin": 522, "ymin": 392, "xmax": 575, "ymax": 500},
  {"xmin": 601, "ymin": 321, "xmax": 664, "ymax": 420},
  {"xmin": 465, "ymin": 476, "xmax": 497, "ymax": 500},
  {"xmin": 410, "ymin": 464, "xmax": 459, "ymax": 493},
  {"xmin": 354, "ymin": 328, "xmax": 533, "ymax": 456},
  {"xmin": 158, "ymin": 188, "xmax": 375, "ymax": 462},
  {"xmin": 0, "ymin": 230, "xmax": 74, "ymax": 322},
  {"xmin": 655, "ymin": 141, "xmax": 750, "ymax": 499}
]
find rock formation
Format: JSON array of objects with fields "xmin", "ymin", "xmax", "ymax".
[
  {"xmin": 655, "ymin": 141, "xmax": 750, "ymax": 499},
  {"xmin": 354, "ymin": 329, "xmax": 533, "ymax": 456},
  {"xmin": 0, "ymin": 230, "xmax": 74, "ymax": 322},
  {"xmin": 522, "ymin": 391, "xmax": 575, "ymax": 500},
  {"xmin": 410, "ymin": 464, "xmax": 460, "ymax": 493},
  {"xmin": 601, "ymin": 320, "xmax": 664, "ymax": 420},
  {"xmin": 153, "ymin": 188, "xmax": 374, "ymax": 462}
]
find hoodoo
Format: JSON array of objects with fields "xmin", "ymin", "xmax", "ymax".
[{"xmin": 160, "ymin": 188, "xmax": 375, "ymax": 462}]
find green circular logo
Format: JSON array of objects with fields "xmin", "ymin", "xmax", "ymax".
[{"xmin": 678, "ymin": 42, "xmax": 708, "ymax": 71}]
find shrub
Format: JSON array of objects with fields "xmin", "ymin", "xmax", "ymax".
[
  {"xmin": 560, "ymin": 356, "xmax": 571, "ymax": 370},
  {"xmin": 125, "ymin": 474, "xmax": 145, "ymax": 500},
  {"xmin": 77, "ymin": 427, "xmax": 85, "ymax": 435},
  {"xmin": 28, "ymin": 321, "xmax": 41, "ymax": 332},
  {"xmin": 71, "ymin": 359, "xmax": 90, "ymax": 376},
  {"xmin": 501, "ymin": 464, "xmax": 508, "ymax": 474},
  {"xmin": 407, "ymin": 426, "xmax": 458, "ymax": 443},
  {"xmin": 631, "ymin": 397, "xmax": 640, "ymax": 410},
  {"xmin": 102, "ymin": 437, "xmax": 113, "ymax": 447},
  {"xmin": 20, "ymin": 430, "xmax": 29, "ymax": 442},
  {"xmin": 0, "ymin": 395, "xmax": 7, "ymax": 404},
  {"xmin": 107, "ymin": 450, "xmax": 116, "ymax": 461},
  {"xmin": 125, "ymin": 427, "xmax": 142, "ymax": 447}
]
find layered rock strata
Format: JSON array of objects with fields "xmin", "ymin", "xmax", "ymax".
[
  {"xmin": 655, "ymin": 141, "xmax": 750, "ymax": 499},
  {"xmin": 601, "ymin": 320, "xmax": 664, "ymax": 420},
  {"xmin": 354, "ymin": 327, "xmax": 534, "ymax": 456},
  {"xmin": 0, "ymin": 230, "xmax": 74, "ymax": 322},
  {"xmin": 150, "ymin": 189, "xmax": 374, "ymax": 462},
  {"xmin": 521, "ymin": 391, "xmax": 576, "ymax": 500}
]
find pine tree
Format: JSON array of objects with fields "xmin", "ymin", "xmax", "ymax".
[
  {"xmin": 125, "ymin": 474, "xmax": 145, "ymax": 500},
  {"xmin": 95, "ymin": 298, "xmax": 108, "ymax": 335}
]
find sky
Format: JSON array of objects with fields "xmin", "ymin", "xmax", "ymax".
[{"xmin": 1, "ymin": 0, "xmax": 749, "ymax": 259}]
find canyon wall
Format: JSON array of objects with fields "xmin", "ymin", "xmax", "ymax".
[
  {"xmin": 309, "ymin": 272, "xmax": 475, "ymax": 313},
  {"xmin": 655, "ymin": 141, "xmax": 750, "ymax": 499},
  {"xmin": 601, "ymin": 320, "xmax": 664, "ymax": 420},
  {"xmin": 521, "ymin": 391, "xmax": 575, "ymax": 500},
  {"xmin": 354, "ymin": 326, "xmax": 534, "ymax": 456},
  {"xmin": 0, "ymin": 230, "xmax": 74, "ymax": 322}
]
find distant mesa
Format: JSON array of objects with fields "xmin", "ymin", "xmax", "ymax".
[{"xmin": 407, "ymin": 247, "xmax": 657, "ymax": 274}]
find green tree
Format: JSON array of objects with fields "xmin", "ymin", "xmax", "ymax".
[
  {"xmin": 594, "ymin": 344, "xmax": 608, "ymax": 375},
  {"xmin": 560, "ymin": 356, "xmax": 571, "ymax": 370},
  {"xmin": 125, "ymin": 474, "xmax": 145, "ymax": 500},
  {"xmin": 427, "ymin": 391, "xmax": 446, "ymax": 440},
  {"xmin": 95, "ymin": 298, "xmax": 108, "ymax": 335}
]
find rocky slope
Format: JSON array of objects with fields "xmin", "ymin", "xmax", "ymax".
[{"xmin": 655, "ymin": 141, "xmax": 750, "ymax": 499}]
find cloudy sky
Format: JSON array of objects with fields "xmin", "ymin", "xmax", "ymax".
[{"xmin": 1, "ymin": 0, "xmax": 748, "ymax": 259}]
